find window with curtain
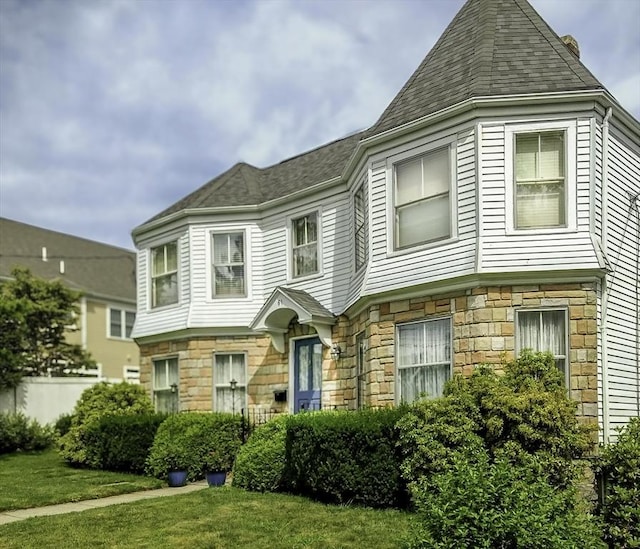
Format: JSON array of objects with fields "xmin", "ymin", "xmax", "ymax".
[
  {"xmin": 515, "ymin": 131, "xmax": 565, "ymax": 229},
  {"xmin": 355, "ymin": 332, "xmax": 367, "ymax": 409},
  {"xmin": 516, "ymin": 309, "xmax": 568, "ymax": 382},
  {"xmin": 397, "ymin": 317, "xmax": 451, "ymax": 402},
  {"xmin": 212, "ymin": 232, "xmax": 245, "ymax": 297},
  {"xmin": 292, "ymin": 212, "xmax": 319, "ymax": 278},
  {"xmin": 213, "ymin": 354, "xmax": 247, "ymax": 413},
  {"xmin": 108, "ymin": 308, "xmax": 136, "ymax": 339},
  {"xmin": 394, "ymin": 147, "xmax": 450, "ymax": 249},
  {"xmin": 151, "ymin": 241, "xmax": 178, "ymax": 308},
  {"xmin": 354, "ymin": 184, "xmax": 368, "ymax": 271},
  {"xmin": 153, "ymin": 357, "xmax": 179, "ymax": 413}
]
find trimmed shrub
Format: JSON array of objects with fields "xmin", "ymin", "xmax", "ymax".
[
  {"xmin": 54, "ymin": 413, "xmax": 74, "ymax": 438},
  {"xmin": 397, "ymin": 351, "xmax": 595, "ymax": 490},
  {"xmin": 232, "ymin": 415, "xmax": 289, "ymax": 492},
  {"xmin": 59, "ymin": 382, "xmax": 154, "ymax": 467},
  {"xmin": 596, "ymin": 418, "xmax": 640, "ymax": 548},
  {"xmin": 81, "ymin": 413, "xmax": 168, "ymax": 473},
  {"xmin": 146, "ymin": 412, "xmax": 242, "ymax": 482},
  {"xmin": 0, "ymin": 412, "xmax": 55, "ymax": 454},
  {"xmin": 407, "ymin": 450, "xmax": 605, "ymax": 549},
  {"xmin": 283, "ymin": 407, "xmax": 409, "ymax": 508}
]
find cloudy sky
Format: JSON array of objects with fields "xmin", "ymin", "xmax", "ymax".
[{"xmin": 1, "ymin": 0, "xmax": 638, "ymax": 251}]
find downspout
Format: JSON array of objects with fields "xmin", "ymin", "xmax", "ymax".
[{"xmin": 601, "ymin": 106, "xmax": 612, "ymax": 443}]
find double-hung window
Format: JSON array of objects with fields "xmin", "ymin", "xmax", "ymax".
[
  {"xmin": 151, "ymin": 241, "xmax": 178, "ymax": 308},
  {"xmin": 397, "ymin": 317, "xmax": 451, "ymax": 402},
  {"xmin": 153, "ymin": 357, "xmax": 179, "ymax": 413},
  {"xmin": 292, "ymin": 212, "xmax": 319, "ymax": 278},
  {"xmin": 516, "ymin": 309, "xmax": 568, "ymax": 383},
  {"xmin": 354, "ymin": 184, "xmax": 368, "ymax": 271},
  {"xmin": 212, "ymin": 232, "xmax": 245, "ymax": 297},
  {"xmin": 109, "ymin": 308, "xmax": 135, "ymax": 339},
  {"xmin": 213, "ymin": 353, "xmax": 247, "ymax": 413},
  {"xmin": 514, "ymin": 131, "xmax": 566, "ymax": 229},
  {"xmin": 394, "ymin": 147, "xmax": 450, "ymax": 249}
]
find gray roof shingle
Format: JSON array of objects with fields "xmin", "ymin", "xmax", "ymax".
[
  {"xmin": 139, "ymin": 0, "xmax": 608, "ymax": 229},
  {"xmin": 0, "ymin": 218, "xmax": 137, "ymax": 302}
]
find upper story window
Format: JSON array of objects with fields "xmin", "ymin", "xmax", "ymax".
[
  {"xmin": 354, "ymin": 183, "xmax": 368, "ymax": 272},
  {"xmin": 394, "ymin": 147, "xmax": 450, "ymax": 249},
  {"xmin": 515, "ymin": 131, "xmax": 566, "ymax": 229},
  {"xmin": 151, "ymin": 241, "xmax": 178, "ymax": 308},
  {"xmin": 109, "ymin": 308, "xmax": 135, "ymax": 339},
  {"xmin": 212, "ymin": 232, "xmax": 245, "ymax": 297},
  {"xmin": 292, "ymin": 212, "xmax": 319, "ymax": 278},
  {"xmin": 516, "ymin": 309, "xmax": 568, "ymax": 384},
  {"xmin": 396, "ymin": 317, "xmax": 451, "ymax": 402}
]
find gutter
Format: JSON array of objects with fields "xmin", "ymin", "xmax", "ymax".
[{"xmin": 601, "ymin": 106, "xmax": 612, "ymax": 443}]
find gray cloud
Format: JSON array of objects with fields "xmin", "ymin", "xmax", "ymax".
[{"xmin": 1, "ymin": 0, "xmax": 638, "ymax": 250}]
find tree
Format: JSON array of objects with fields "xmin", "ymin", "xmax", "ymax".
[{"xmin": 0, "ymin": 267, "xmax": 96, "ymax": 389}]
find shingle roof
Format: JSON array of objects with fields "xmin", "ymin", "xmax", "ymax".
[
  {"xmin": 140, "ymin": 0, "xmax": 608, "ymax": 228},
  {"xmin": 277, "ymin": 287, "xmax": 334, "ymax": 319},
  {"xmin": 0, "ymin": 217, "xmax": 136, "ymax": 302}
]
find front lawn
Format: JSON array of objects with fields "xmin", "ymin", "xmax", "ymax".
[
  {"xmin": 0, "ymin": 450, "xmax": 163, "ymax": 511},
  {"xmin": 0, "ymin": 487, "xmax": 412, "ymax": 548}
]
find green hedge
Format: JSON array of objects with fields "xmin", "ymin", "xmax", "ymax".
[
  {"xmin": 146, "ymin": 412, "xmax": 242, "ymax": 482},
  {"xmin": 81, "ymin": 413, "xmax": 168, "ymax": 473},
  {"xmin": 283, "ymin": 408, "xmax": 409, "ymax": 509},
  {"xmin": 596, "ymin": 418, "xmax": 640, "ymax": 549},
  {"xmin": 0, "ymin": 412, "xmax": 54, "ymax": 454},
  {"xmin": 232, "ymin": 415, "xmax": 289, "ymax": 492}
]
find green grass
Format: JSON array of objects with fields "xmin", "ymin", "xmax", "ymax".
[
  {"xmin": 0, "ymin": 450, "xmax": 163, "ymax": 511},
  {"xmin": 0, "ymin": 487, "xmax": 412, "ymax": 548}
]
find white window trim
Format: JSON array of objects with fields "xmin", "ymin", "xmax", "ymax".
[
  {"xmin": 505, "ymin": 120, "xmax": 577, "ymax": 234},
  {"xmin": 152, "ymin": 356, "xmax": 180, "ymax": 412},
  {"xmin": 207, "ymin": 228, "xmax": 251, "ymax": 301},
  {"xmin": 386, "ymin": 135, "xmax": 458, "ymax": 256},
  {"xmin": 515, "ymin": 308, "xmax": 570, "ymax": 386},
  {"xmin": 394, "ymin": 316, "xmax": 453, "ymax": 404},
  {"xmin": 148, "ymin": 239, "xmax": 180, "ymax": 310},
  {"xmin": 286, "ymin": 207, "xmax": 323, "ymax": 283},
  {"xmin": 107, "ymin": 306, "xmax": 136, "ymax": 340},
  {"xmin": 353, "ymin": 179, "xmax": 369, "ymax": 274},
  {"xmin": 212, "ymin": 351, "xmax": 248, "ymax": 413}
]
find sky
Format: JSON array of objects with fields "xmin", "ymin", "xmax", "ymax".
[{"xmin": 1, "ymin": 0, "xmax": 638, "ymax": 251}]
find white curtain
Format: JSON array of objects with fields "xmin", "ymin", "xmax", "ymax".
[
  {"xmin": 214, "ymin": 354, "xmax": 246, "ymax": 412},
  {"xmin": 518, "ymin": 310, "xmax": 566, "ymax": 377}
]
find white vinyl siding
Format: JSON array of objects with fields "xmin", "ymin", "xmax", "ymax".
[
  {"xmin": 514, "ymin": 131, "xmax": 566, "ymax": 229},
  {"xmin": 151, "ymin": 241, "xmax": 178, "ymax": 308},
  {"xmin": 292, "ymin": 212, "xmax": 319, "ymax": 278},
  {"xmin": 109, "ymin": 308, "xmax": 135, "ymax": 339},
  {"xmin": 213, "ymin": 353, "xmax": 247, "ymax": 413},
  {"xmin": 394, "ymin": 147, "xmax": 450, "ymax": 248},
  {"xmin": 397, "ymin": 317, "xmax": 451, "ymax": 402},
  {"xmin": 516, "ymin": 309, "xmax": 568, "ymax": 383},
  {"xmin": 212, "ymin": 232, "xmax": 246, "ymax": 297},
  {"xmin": 153, "ymin": 357, "xmax": 179, "ymax": 413}
]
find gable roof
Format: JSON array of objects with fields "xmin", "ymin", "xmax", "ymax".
[
  {"xmin": 138, "ymin": 0, "xmax": 610, "ymax": 231},
  {"xmin": 367, "ymin": 0, "xmax": 603, "ymax": 136},
  {"xmin": 0, "ymin": 217, "xmax": 136, "ymax": 302}
]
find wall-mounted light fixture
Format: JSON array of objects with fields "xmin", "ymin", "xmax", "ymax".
[
  {"xmin": 170, "ymin": 382, "xmax": 178, "ymax": 394},
  {"xmin": 330, "ymin": 343, "xmax": 342, "ymax": 361}
]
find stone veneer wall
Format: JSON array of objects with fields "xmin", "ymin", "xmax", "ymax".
[{"xmin": 139, "ymin": 282, "xmax": 597, "ymax": 424}]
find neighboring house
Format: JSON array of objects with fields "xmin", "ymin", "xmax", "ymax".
[
  {"xmin": 132, "ymin": 0, "xmax": 639, "ymax": 442},
  {"xmin": 0, "ymin": 217, "xmax": 140, "ymax": 381}
]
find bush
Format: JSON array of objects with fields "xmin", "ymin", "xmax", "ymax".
[
  {"xmin": 283, "ymin": 407, "xmax": 409, "ymax": 508},
  {"xmin": 0, "ymin": 412, "xmax": 55, "ymax": 454},
  {"xmin": 146, "ymin": 412, "xmax": 242, "ymax": 482},
  {"xmin": 397, "ymin": 351, "xmax": 595, "ymax": 489},
  {"xmin": 596, "ymin": 418, "xmax": 640, "ymax": 548},
  {"xmin": 59, "ymin": 382, "xmax": 154, "ymax": 466},
  {"xmin": 232, "ymin": 415, "xmax": 289, "ymax": 492},
  {"xmin": 407, "ymin": 450, "xmax": 605, "ymax": 549},
  {"xmin": 81, "ymin": 413, "xmax": 168, "ymax": 473},
  {"xmin": 54, "ymin": 413, "xmax": 74, "ymax": 438}
]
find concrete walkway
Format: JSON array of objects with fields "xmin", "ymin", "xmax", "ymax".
[{"xmin": 0, "ymin": 481, "xmax": 209, "ymax": 526}]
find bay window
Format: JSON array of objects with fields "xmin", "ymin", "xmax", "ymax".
[
  {"xmin": 292, "ymin": 212, "xmax": 319, "ymax": 278},
  {"xmin": 213, "ymin": 353, "xmax": 247, "ymax": 413},
  {"xmin": 212, "ymin": 232, "xmax": 245, "ymax": 297},
  {"xmin": 151, "ymin": 241, "xmax": 178, "ymax": 308}
]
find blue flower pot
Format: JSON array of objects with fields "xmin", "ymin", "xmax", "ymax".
[
  {"xmin": 168, "ymin": 470, "xmax": 188, "ymax": 487},
  {"xmin": 206, "ymin": 471, "xmax": 226, "ymax": 487}
]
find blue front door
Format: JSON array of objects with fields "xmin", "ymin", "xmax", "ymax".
[{"xmin": 294, "ymin": 337, "xmax": 323, "ymax": 412}]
